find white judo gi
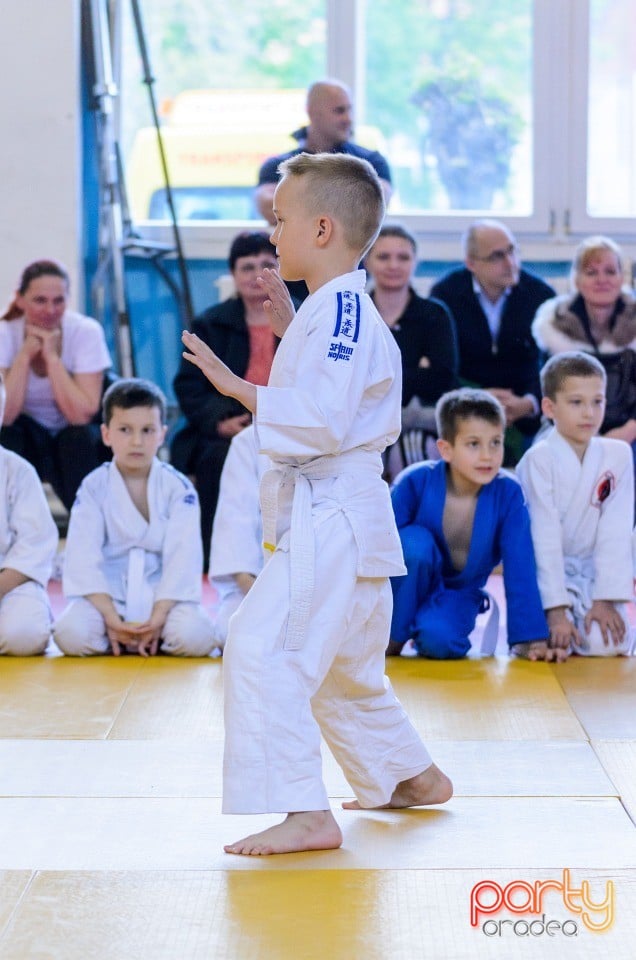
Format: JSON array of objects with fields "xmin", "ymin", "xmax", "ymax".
[
  {"xmin": 517, "ymin": 429, "xmax": 635, "ymax": 656},
  {"xmin": 54, "ymin": 459, "xmax": 214, "ymax": 656},
  {"xmin": 0, "ymin": 447, "xmax": 58, "ymax": 655},
  {"xmin": 223, "ymin": 270, "xmax": 433, "ymax": 814},
  {"xmin": 208, "ymin": 425, "xmax": 269, "ymax": 649}
]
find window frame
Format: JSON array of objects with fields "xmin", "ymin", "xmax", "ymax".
[{"xmin": 121, "ymin": 0, "xmax": 636, "ymax": 265}]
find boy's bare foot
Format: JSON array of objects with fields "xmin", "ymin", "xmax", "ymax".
[
  {"xmin": 224, "ymin": 810, "xmax": 343, "ymax": 856},
  {"xmin": 511, "ymin": 640, "xmax": 570, "ymax": 663},
  {"xmin": 342, "ymin": 763, "xmax": 453, "ymax": 810}
]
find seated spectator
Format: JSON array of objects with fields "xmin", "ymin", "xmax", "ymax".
[
  {"xmin": 430, "ymin": 219, "xmax": 556, "ymax": 463},
  {"xmin": 389, "ymin": 388, "xmax": 548, "ymax": 660},
  {"xmin": 54, "ymin": 378, "xmax": 215, "ymax": 658},
  {"xmin": 0, "ymin": 260, "xmax": 112, "ymax": 510},
  {"xmin": 171, "ymin": 232, "xmax": 282, "ymax": 570},
  {"xmin": 0, "ymin": 373, "xmax": 59, "ymax": 656},
  {"xmin": 255, "ymin": 79, "xmax": 392, "ymax": 227},
  {"xmin": 517, "ymin": 352, "xmax": 634, "ymax": 661},
  {"xmin": 208, "ymin": 424, "xmax": 269, "ymax": 651},
  {"xmin": 532, "ymin": 236, "xmax": 636, "ymax": 466},
  {"xmin": 365, "ymin": 224, "xmax": 458, "ymax": 473}
]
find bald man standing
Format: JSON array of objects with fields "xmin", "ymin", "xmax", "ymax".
[{"xmin": 255, "ymin": 80, "xmax": 392, "ymax": 225}]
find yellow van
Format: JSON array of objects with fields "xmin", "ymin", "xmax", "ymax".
[{"xmin": 126, "ymin": 88, "xmax": 386, "ymax": 221}]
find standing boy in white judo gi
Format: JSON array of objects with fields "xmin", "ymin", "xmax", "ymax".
[
  {"xmin": 182, "ymin": 152, "xmax": 452, "ymax": 857},
  {"xmin": 0, "ymin": 373, "xmax": 58, "ymax": 655},
  {"xmin": 517, "ymin": 351, "xmax": 635, "ymax": 660},
  {"xmin": 54, "ymin": 378, "xmax": 215, "ymax": 657},
  {"xmin": 208, "ymin": 424, "xmax": 269, "ymax": 650}
]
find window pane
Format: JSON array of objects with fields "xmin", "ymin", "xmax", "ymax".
[
  {"xmin": 121, "ymin": 0, "xmax": 326, "ymax": 221},
  {"xmin": 364, "ymin": 0, "xmax": 533, "ymax": 215},
  {"xmin": 587, "ymin": 0, "xmax": 636, "ymax": 217}
]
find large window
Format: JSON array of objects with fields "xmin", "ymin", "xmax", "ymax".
[
  {"xmin": 115, "ymin": 0, "xmax": 636, "ymax": 240},
  {"xmin": 587, "ymin": 0, "xmax": 636, "ymax": 217},
  {"xmin": 121, "ymin": 0, "xmax": 326, "ymax": 222},
  {"xmin": 364, "ymin": 0, "xmax": 533, "ymax": 216}
]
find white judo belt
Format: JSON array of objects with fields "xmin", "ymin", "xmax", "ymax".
[{"xmin": 260, "ymin": 450, "xmax": 378, "ymax": 651}]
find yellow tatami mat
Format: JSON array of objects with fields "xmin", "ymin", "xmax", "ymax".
[
  {"xmin": 0, "ymin": 658, "xmax": 143, "ymax": 739},
  {"xmin": 553, "ymin": 658, "xmax": 636, "ymax": 739},
  {"xmin": 0, "ymin": 796, "xmax": 634, "ymax": 872},
  {"xmin": 388, "ymin": 658, "xmax": 586, "ymax": 740},
  {"xmin": 1, "ymin": 869, "xmax": 634, "ymax": 960},
  {"xmin": 592, "ymin": 740, "xmax": 636, "ymax": 822},
  {"xmin": 0, "ymin": 654, "xmax": 634, "ymax": 958},
  {"xmin": 0, "ymin": 738, "xmax": 613, "ymax": 799}
]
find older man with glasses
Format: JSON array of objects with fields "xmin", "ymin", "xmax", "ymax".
[{"xmin": 430, "ymin": 219, "xmax": 556, "ymax": 463}]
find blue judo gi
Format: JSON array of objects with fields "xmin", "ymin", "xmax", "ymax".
[{"xmin": 390, "ymin": 460, "xmax": 548, "ymax": 658}]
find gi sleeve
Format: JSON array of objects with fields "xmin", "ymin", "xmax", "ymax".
[
  {"xmin": 62, "ymin": 476, "xmax": 112, "ymax": 597},
  {"xmin": 592, "ymin": 441, "xmax": 634, "ymax": 601},
  {"xmin": 209, "ymin": 428, "xmax": 264, "ymax": 579},
  {"xmin": 516, "ymin": 449, "xmax": 570, "ymax": 610},
  {"xmin": 498, "ymin": 480, "xmax": 549, "ymax": 645},
  {"xmin": 157, "ymin": 478, "xmax": 203, "ymax": 603},
  {"xmin": 391, "ymin": 464, "xmax": 426, "ymax": 530},
  {"xmin": 4, "ymin": 458, "xmax": 58, "ymax": 586}
]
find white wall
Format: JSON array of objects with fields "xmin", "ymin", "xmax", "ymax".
[{"xmin": 0, "ymin": 0, "xmax": 81, "ymax": 308}]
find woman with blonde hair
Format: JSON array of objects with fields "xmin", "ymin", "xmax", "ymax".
[{"xmin": 533, "ymin": 235, "xmax": 636, "ymax": 451}]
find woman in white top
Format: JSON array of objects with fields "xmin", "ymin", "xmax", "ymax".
[{"xmin": 0, "ymin": 259, "xmax": 112, "ymax": 509}]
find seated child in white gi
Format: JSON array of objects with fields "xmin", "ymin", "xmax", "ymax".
[
  {"xmin": 182, "ymin": 152, "xmax": 452, "ymax": 857},
  {"xmin": 208, "ymin": 424, "xmax": 269, "ymax": 650},
  {"xmin": 54, "ymin": 378, "xmax": 214, "ymax": 657},
  {"xmin": 389, "ymin": 388, "xmax": 549, "ymax": 660},
  {"xmin": 0, "ymin": 373, "xmax": 58, "ymax": 655},
  {"xmin": 517, "ymin": 351, "xmax": 634, "ymax": 660}
]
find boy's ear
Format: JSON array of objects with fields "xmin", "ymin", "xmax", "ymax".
[
  {"xmin": 100, "ymin": 422, "xmax": 111, "ymax": 447},
  {"xmin": 436, "ymin": 437, "xmax": 452, "ymax": 462},
  {"xmin": 315, "ymin": 215, "xmax": 333, "ymax": 246},
  {"xmin": 541, "ymin": 395, "xmax": 555, "ymax": 420}
]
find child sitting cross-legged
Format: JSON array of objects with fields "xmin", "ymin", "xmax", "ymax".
[
  {"xmin": 54, "ymin": 378, "xmax": 215, "ymax": 657},
  {"xmin": 516, "ymin": 351, "xmax": 634, "ymax": 660}
]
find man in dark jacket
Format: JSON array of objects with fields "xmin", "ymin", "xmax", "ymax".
[{"xmin": 430, "ymin": 219, "xmax": 556, "ymax": 461}]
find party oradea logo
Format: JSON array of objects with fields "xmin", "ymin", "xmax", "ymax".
[{"xmin": 470, "ymin": 870, "xmax": 614, "ymax": 937}]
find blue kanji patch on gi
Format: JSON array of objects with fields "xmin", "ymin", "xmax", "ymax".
[
  {"xmin": 333, "ymin": 291, "xmax": 360, "ymax": 342},
  {"xmin": 327, "ymin": 291, "xmax": 360, "ymax": 361},
  {"xmin": 183, "ymin": 493, "xmax": 197, "ymax": 505}
]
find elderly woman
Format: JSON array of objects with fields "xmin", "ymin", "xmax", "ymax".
[
  {"xmin": 0, "ymin": 259, "xmax": 112, "ymax": 510},
  {"xmin": 532, "ymin": 236, "xmax": 636, "ymax": 451},
  {"xmin": 364, "ymin": 224, "xmax": 458, "ymax": 473},
  {"xmin": 172, "ymin": 231, "xmax": 282, "ymax": 569}
]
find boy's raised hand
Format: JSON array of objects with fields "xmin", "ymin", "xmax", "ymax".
[
  {"xmin": 257, "ymin": 267, "xmax": 296, "ymax": 336},
  {"xmin": 181, "ymin": 331, "xmax": 257, "ymax": 413}
]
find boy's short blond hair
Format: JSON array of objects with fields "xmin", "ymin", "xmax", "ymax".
[
  {"xmin": 278, "ymin": 152, "xmax": 385, "ymax": 257},
  {"xmin": 540, "ymin": 351, "xmax": 606, "ymax": 401}
]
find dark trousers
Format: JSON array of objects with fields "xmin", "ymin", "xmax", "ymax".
[{"xmin": 1, "ymin": 414, "xmax": 111, "ymax": 511}]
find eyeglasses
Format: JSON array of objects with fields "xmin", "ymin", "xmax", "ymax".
[
  {"xmin": 234, "ymin": 259, "xmax": 278, "ymax": 275},
  {"xmin": 473, "ymin": 243, "xmax": 518, "ymax": 264}
]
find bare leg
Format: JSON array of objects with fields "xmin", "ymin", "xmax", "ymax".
[
  {"xmin": 342, "ymin": 762, "xmax": 453, "ymax": 810},
  {"xmin": 224, "ymin": 810, "xmax": 343, "ymax": 856}
]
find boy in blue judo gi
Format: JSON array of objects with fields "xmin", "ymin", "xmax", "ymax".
[{"xmin": 388, "ymin": 388, "xmax": 549, "ymax": 658}]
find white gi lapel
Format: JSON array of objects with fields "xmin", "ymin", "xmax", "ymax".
[{"xmin": 557, "ymin": 433, "xmax": 604, "ymax": 551}]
